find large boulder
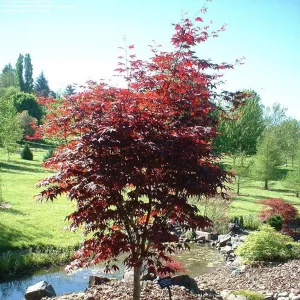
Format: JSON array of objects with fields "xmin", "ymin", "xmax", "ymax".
[
  {"xmin": 218, "ymin": 234, "xmax": 231, "ymax": 247},
  {"xmin": 195, "ymin": 231, "xmax": 211, "ymax": 241},
  {"xmin": 88, "ymin": 275, "xmax": 110, "ymax": 287},
  {"xmin": 172, "ymin": 274, "xmax": 200, "ymax": 293},
  {"xmin": 25, "ymin": 281, "xmax": 56, "ymax": 300}
]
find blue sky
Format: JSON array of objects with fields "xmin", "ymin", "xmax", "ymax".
[{"xmin": 0, "ymin": 0, "xmax": 299, "ymax": 118}]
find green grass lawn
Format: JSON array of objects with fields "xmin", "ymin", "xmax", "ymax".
[
  {"xmin": 227, "ymin": 157, "xmax": 300, "ymax": 216},
  {"xmin": 0, "ymin": 149, "xmax": 81, "ymax": 252},
  {"xmin": 1, "ymin": 148, "xmax": 300, "ymax": 278}
]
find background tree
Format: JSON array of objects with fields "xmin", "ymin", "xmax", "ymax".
[
  {"xmin": 64, "ymin": 84, "xmax": 75, "ymax": 96},
  {"xmin": 36, "ymin": 13, "xmax": 245, "ymax": 300},
  {"xmin": 283, "ymin": 141, "xmax": 300, "ymax": 197},
  {"xmin": 12, "ymin": 92, "xmax": 44, "ymax": 123},
  {"xmin": 251, "ymin": 130, "xmax": 283, "ymax": 189},
  {"xmin": 215, "ymin": 90, "xmax": 265, "ymax": 156},
  {"xmin": 34, "ymin": 72, "xmax": 50, "ymax": 97},
  {"xmin": 15, "ymin": 54, "xmax": 25, "ymax": 92},
  {"xmin": 277, "ymin": 119, "xmax": 300, "ymax": 166},
  {"xmin": 24, "ymin": 54, "xmax": 34, "ymax": 93},
  {"xmin": 0, "ymin": 64, "xmax": 16, "ymax": 87},
  {"xmin": 17, "ymin": 110, "xmax": 37, "ymax": 138},
  {"xmin": 0, "ymin": 87, "xmax": 23, "ymax": 159},
  {"xmin": 264, "ymin": 103, "xmax": 287, "ymax": 128},
  {"xmin": 232, "ymin": 152, "xmax": 253, "ymax": 195}
]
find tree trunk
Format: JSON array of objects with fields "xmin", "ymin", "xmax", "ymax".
[
  {"xmin": 133, "ymin": 265, "xmax": 142, "ymax": 300},
  {"xmin": 237, "ymin": 175, "xmax": 240, "ymax": 195},
  {"xmin": 264, "ymin": 179, "xmax": 268, "ymax": 190}
]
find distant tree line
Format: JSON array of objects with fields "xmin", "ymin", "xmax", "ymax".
[{"xmin": 0, "ymin": 53, "xmax": 76, "ymax": 158}]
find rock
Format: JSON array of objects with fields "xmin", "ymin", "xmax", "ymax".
[
  {"xmin": 123, "ymin": 268, "xmax": 134, "ymax": 282},
  {"xmin": 277, "ymin": 297, "xmax": 289, "ymax": 300},
  {"xmin": 228, "ymin": 223, "xmax": 241, "ymax": 234},
  {"xmin": 88, "ymin": 276, "xmax": 110, "ymax": 287},
  {"xmin": 221, "ymin": 290, "xmax": 230, "ymax": 298},
  {"xmin": 25, "ymin": 281, "xmax": 56, "ymax": 300},
  {"xmin": 240, "ymin": 265, "xmax": 246, "ymax": 273},
  {"xmin": 278, "ymin": 293, "xmax": 289, "ymax": 298},
  {"xmin": 172, "ymin": 275, "xmax": 200, "ymax": 293},
  {"xmin": 220, "ymin": 245, "xmax": 233, "ymax": 254},
  {"xmin": 218, "ymin": 234, "xmax": 231, "ymax": 247},
  {"xmin": 227, "ymin": 294, "xmax": 238, "ymax": 300},
  {"xmin": 291, "ymin": 297, "xmax": 300, "ymax": 300},
  {"xmin": 195, "ymin": 230, "xmax": 211, "ymax": 241},
  {"xmin": 232, "ymin": 241, "xmax": 243, "ymax": 250}
]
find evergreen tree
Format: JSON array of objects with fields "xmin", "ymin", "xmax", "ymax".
[
  {"xmin": 34, "ymin": 71, "xmax": 50, "ymax": 97},
  {"xmin": 64, "ymin": 84, "xmax": 75, "ymax": 96},
  {"xmin": 15, "ymin": 54, "xmax": 25, "ymax": 92},
  {"xmin": 24, "ymin": 54, "xmax": 34, "ymax": 93},
  {"xmin": 21, "ymin": 142, "xmax": 33, "ymax": 160},
  {"xmin": 0, "ymin": 64, "xmax": 16, "ymax": 87}
]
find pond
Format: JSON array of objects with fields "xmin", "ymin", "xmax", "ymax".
[{"xmin": 0, "ymin": 243, "xmax": 223, "ymax": 300}]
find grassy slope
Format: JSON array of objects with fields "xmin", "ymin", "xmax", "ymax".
[
  {"xmin": 1, "ymin": 150, "xmax": 300, "ymax": 251},
  {"xmin": 227, "ymin": 157, "xmax": 300, "ymax": 216},
  {"xmin": 0, "ymin": 149, "xmax": 81, "ymax": 252}
]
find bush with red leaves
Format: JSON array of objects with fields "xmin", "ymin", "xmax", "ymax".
[{"xmin": 257, "ymin": 198, "xmax": 298, "ymax": 222}]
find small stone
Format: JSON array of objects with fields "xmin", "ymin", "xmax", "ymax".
[
  {"xmin": 278, "ymin": 293, "xmax": 289, "ymax": 298},
  {"xmin": 227, "ymin": 294, "xmax": 237, "ymax": 300},
  {"xmin": 291, "ymin": 297, "xmax": 300, "ymax": 300}
]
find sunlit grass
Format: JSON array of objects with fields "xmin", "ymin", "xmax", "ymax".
[{"xmin": 0, "ymin": 149, "xmax": 81, "ymax": 251}]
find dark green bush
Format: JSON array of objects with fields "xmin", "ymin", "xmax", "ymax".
[
  {"xmin": 20, "ymin": 143, "xmax": 33, "ymax": 160},
  {"xmin": 231, "ymin": 216, "xmax": 244, "ymax": 228},
  {"xmin": 267, "ymin": 214, "xmax": 283, "ymax": 231},
  {"xmin": 43, "ymin": 148, "xmax": 54, "ymax": 162}
]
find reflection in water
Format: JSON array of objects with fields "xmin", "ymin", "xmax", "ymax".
[{"xmin": 0, "ymin": 244, "xmax": 222, "ymax": 300}]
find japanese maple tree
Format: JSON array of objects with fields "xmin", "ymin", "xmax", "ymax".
[{"xmin": 36, "ymin": 5, "xmax": 245, "ymax": 300}]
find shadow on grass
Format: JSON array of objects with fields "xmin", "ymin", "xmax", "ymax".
[
  {"xmin": 233, "ymin": 194, "xmax": 272, "ymax": 202},
  {"xmin": 0, "ymin": 223, "xmax": 34, "ymax": 252},
  {"xmin": 0, "ymin": 161, "xmax": 45, "ymax": 174},
  {"xmin": 0, "ymin": 207, "xmax": 26, "ymax": 216}
]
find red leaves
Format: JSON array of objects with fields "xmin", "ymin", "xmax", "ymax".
[
  {"xmin": 36, "ymin": 6, "xmax": 245, "ymax": 279},
  {"xmin": 257, "ymin": 198, "xmax": 298, "ymax": 222}
]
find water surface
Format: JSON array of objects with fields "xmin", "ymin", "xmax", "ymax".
[{"xmin": 0, "ymin": 244, "xmax": 223, "ymax": 300}]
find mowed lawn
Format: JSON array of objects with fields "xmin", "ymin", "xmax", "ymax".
[
  {"xmin": 0, "ymin": 149, "xmax": 81, "ymax": 251},
  {"xmin": 1, "ymin": 149, "xmax": 300, "ymax": 252},
  {"xmin": 227, "ymin": 160, "xmax": 300, "ymax": 216}
]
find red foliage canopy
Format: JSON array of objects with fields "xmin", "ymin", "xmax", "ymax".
[
  {"xmin": 36, "ymin": 11, "xmax": 246, "ymax": 278},
  {"xmin": 257, "ymin": 198, "xmax": 298, "ymax": 222}
]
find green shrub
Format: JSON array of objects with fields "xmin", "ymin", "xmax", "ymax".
[
  {"xmin": 266, "ymin": 214, "xmax": 283, "ymax": 231},
  {"xmin": 229, "ymin": 290, "xmax": 264, "ymax": 300},
  {"xmin": 43, "ymin": 148, "xmax": 54, "ymax": 162},
  {"xmin": 231, "ymin": 216, "xmax": 244, "ymax": 228},
  {"xmin": 20, "ymin": 143, "xmax": 33, "ymax": 160},
  {"xmin": 235, "ymin": 225, "xmax": 300, "ymax": 263},
  {"xmin": 242, "ymin": 215, "xmax": 262, "ymax": 230}
]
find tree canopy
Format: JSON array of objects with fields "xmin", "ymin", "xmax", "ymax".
[
  {"xmin": 36, "ymin": 12, "xmax": 246, "ymax": 300},
  {"xmin": 34, "ymin": 71, "xmax": 50, "ymax": 97}
]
